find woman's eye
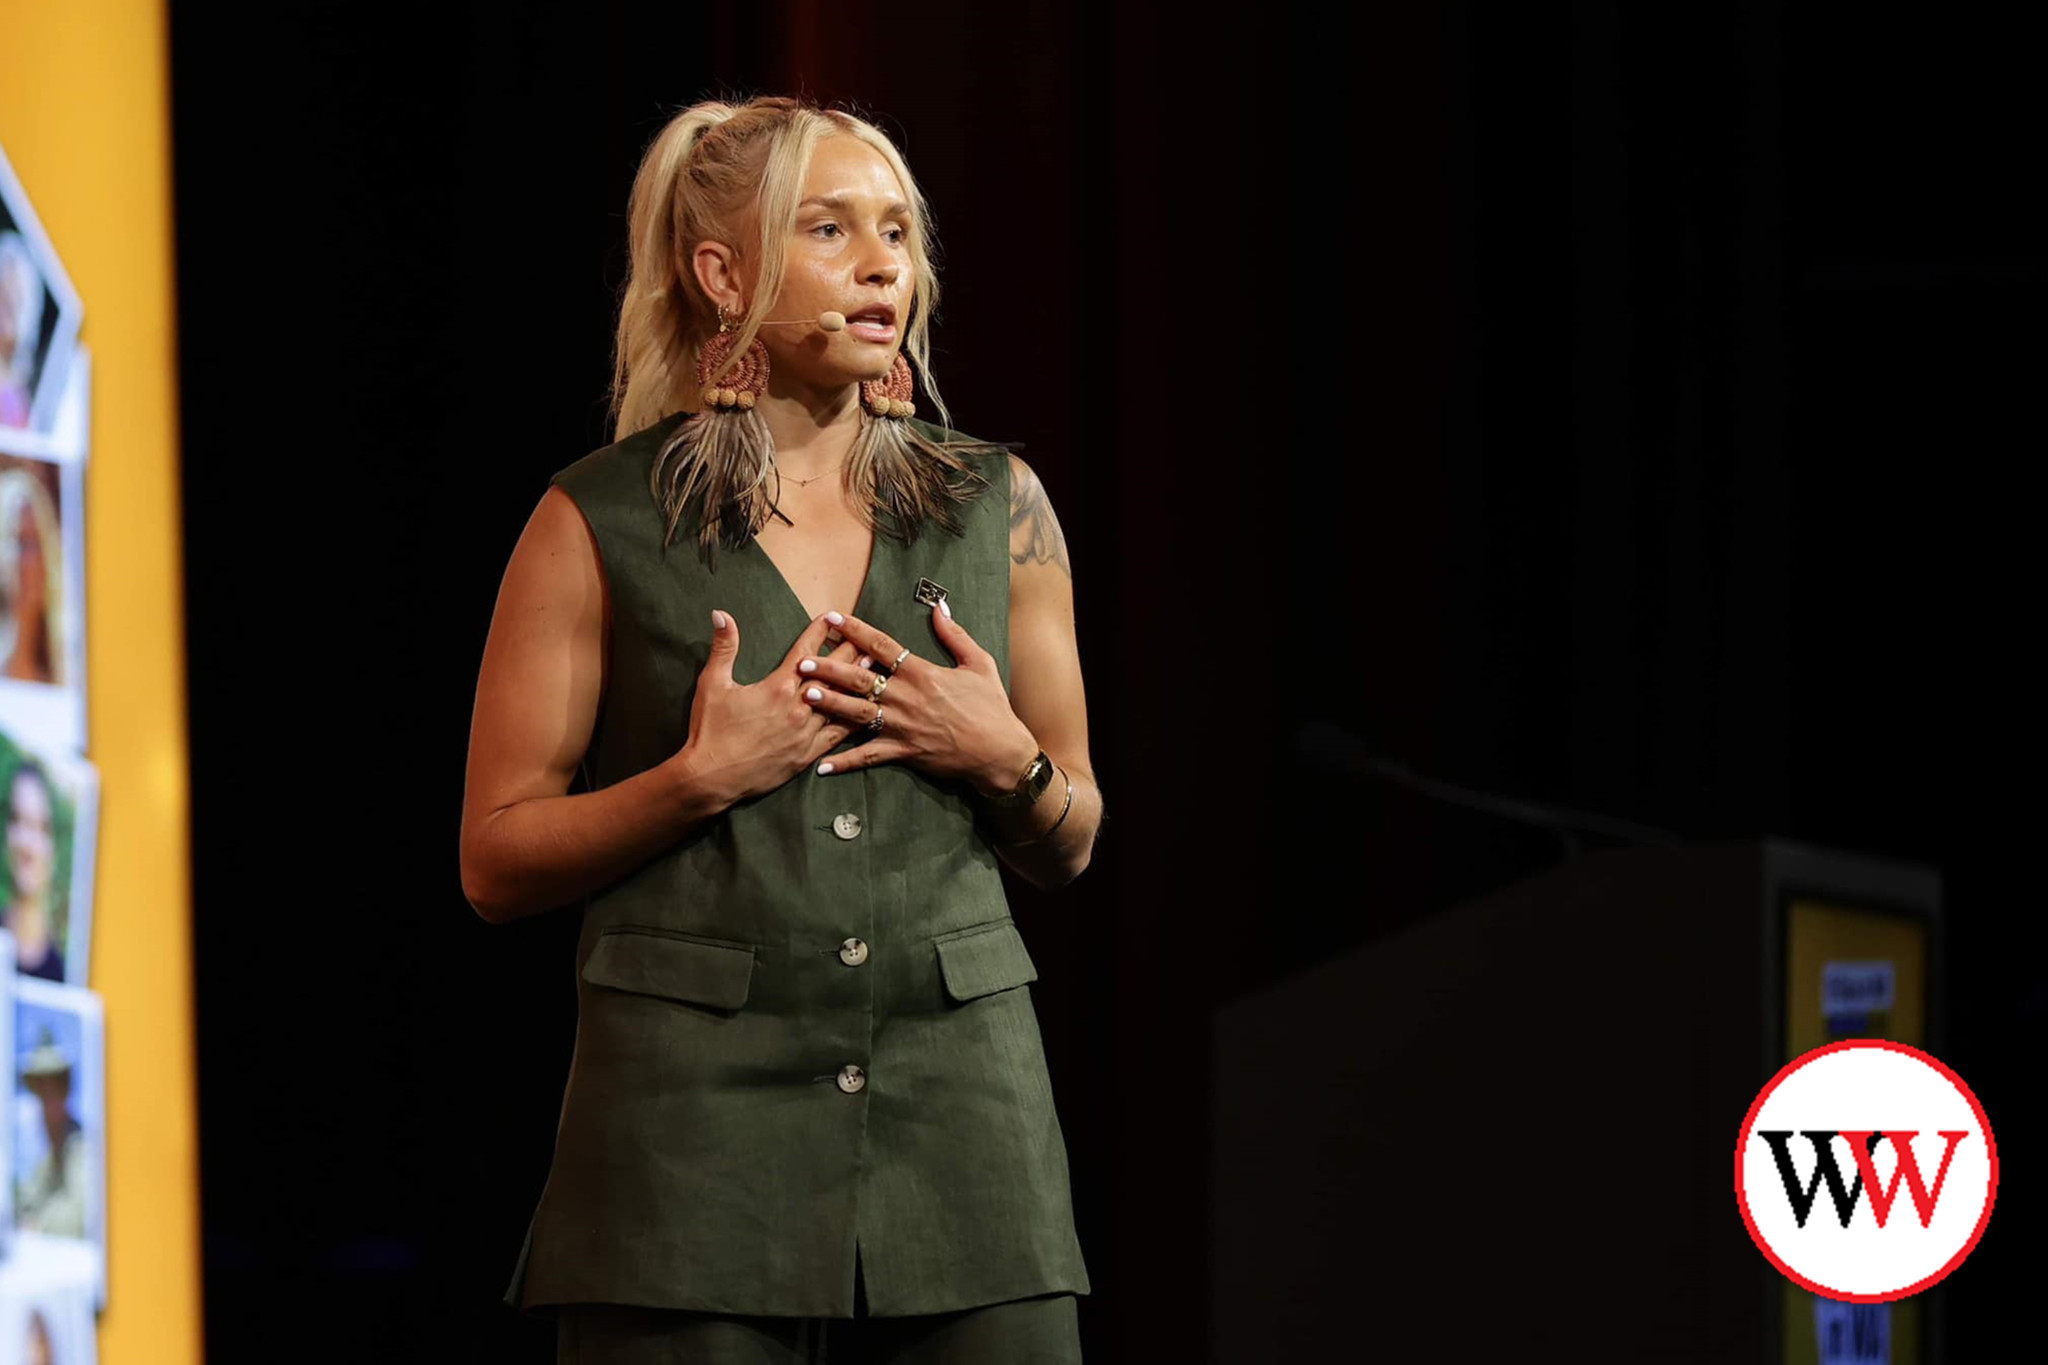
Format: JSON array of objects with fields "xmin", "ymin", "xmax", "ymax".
[{"xmin": 810, "ymin": 223, "xmax": 906, "ymax": 244}]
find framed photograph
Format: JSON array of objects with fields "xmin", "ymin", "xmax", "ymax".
[
  {"xmin": 8, "ymin": 977, "xmax": 103, "ymax": 1312},
  {"xmin": 0, "ymin": 930, "xmax": 13, "ymax": 1247},
  {"xmin": 0, "ymin": 731, "xmax": 97, "ymax": 991},
  {"xmin": 0, "ymin": 1232, "xmax": 98, "ymax": 1365},
  {"xmin": 0, "ymin": 345, "xmax": 89, "ymax": 754},
  {"xmin": 0, "ymin": 143, "xmax": 82, "ymax": 440}
]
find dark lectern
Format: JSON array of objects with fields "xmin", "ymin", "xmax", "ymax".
[{"xmin": 1210, "ymin": 839, "xmax": 1942, "ymax": 1363}]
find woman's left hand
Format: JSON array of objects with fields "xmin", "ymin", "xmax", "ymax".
[{"xmin": 796, "ymin": 603, "xmax": 1038, "ymax": 797}]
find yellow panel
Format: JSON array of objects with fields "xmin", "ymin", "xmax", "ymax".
[
  {"xmin": 1778, "ymin": 898, "xmax": 1931, "ymax": 1365},
  {"xmin": 1786, "ymin": 898, "xmax": 1928, "ymax": 1058},
  {"xmin": 0, "ymin": 2, "xmax": 200, "ymax": 1362}
]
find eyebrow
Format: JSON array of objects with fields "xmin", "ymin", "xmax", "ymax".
[{"xmin": 799, "ymin": 194, "xmax": 913, "ymax": 218}]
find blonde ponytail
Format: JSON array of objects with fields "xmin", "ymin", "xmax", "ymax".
[{"xmin": 610, "ymin": 104, "xmax": 735, "ymax": 439}]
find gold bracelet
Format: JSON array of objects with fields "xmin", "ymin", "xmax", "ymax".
[{"xmin": 999, "ymin": 765, "xmax": 1073, "ymax": 847}]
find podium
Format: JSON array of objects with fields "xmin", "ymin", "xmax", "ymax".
[{"xmin": 1209, "ymin": 839, "xmax": 1942, "ymax": 1363}]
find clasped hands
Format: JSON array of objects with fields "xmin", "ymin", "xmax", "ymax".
[{"xmin": 682, "ymin": 599, "xmax": 1037, "ymax": 806}]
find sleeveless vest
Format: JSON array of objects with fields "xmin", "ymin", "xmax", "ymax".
[{"xmin": 501, "ymin": 411, "xmax": 1091, "ymax": 1318}]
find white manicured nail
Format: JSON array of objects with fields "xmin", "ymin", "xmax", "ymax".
[
  {"xmin": 817, "ymin": 761, "xmax": 835, "ymax": 774},
  {"xmin": 938, "ymin": 597, "xmax": 952, "ymax": 619},
  {"xmin": 806, "ymin": 687, "xmax": 823, "ymax": 701},
  {"xmin": 799, "ymin": 659, "xmax": 817, "ymax": 673},
  {"xmin": 825, "ymin": 610, "xmax": 845, "ymax": 625}
]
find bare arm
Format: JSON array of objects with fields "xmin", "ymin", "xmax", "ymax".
[
  {"xmin": 985, "ymin": 452, "xmax": 1103, "ymax": 890},
  {"xmin": 458, "ymin": 487, "xmax": 726, "ymax": 923}
]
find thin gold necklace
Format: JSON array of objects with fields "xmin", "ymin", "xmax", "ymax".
[
  {"xmin": 781, "ymin": 459, "xmax": 844, "ymax": 488},
  {"xmin": 765, "ymin": 458, "xmax": 847, "ymax": 526}
]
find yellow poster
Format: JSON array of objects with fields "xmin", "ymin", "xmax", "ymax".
[
  {"xmin": 1780, "ymin": 898, "xmax": 1931, "ymax": 1365},
  {"xmin": 0, "ymin": 2, "xmax": 200, "ymax": 1362}
]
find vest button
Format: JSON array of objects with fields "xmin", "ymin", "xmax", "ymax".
[
  {"xmin": 839, "ymin": 937, "xmax": 870, "ymax": 966},
  {"xmin": 832, "ymin": 812, "xmax": 863, "ymax": 840},
  {"xmin": 836, "ymin": 1063, "xmax": 867, "ymax": 1094}
]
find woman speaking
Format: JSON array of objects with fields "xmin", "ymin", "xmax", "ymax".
[{"xmin": 460, "ymin": 95, "xmax": 1101, "ymax": 1363}]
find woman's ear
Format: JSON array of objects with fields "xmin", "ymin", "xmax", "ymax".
[{"xmin": 691, "ymin": 240, "xmax": 745, "ymax": 315}]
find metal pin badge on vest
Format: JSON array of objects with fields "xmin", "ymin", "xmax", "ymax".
[{"xmin": 913, "ymin": 576, "xmax": 951, "ymax": 609}]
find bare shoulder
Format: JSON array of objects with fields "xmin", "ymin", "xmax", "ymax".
[
  {"xmin": 1007, "ymin": 451, "xmax": 1072, "ymax": 581},
  {"xmin": 528, "ymin": 481, "xmax": 597, "ymax": 550},
  {"xmin": 511, "ymin": 485, "xmax": 603, "ymax": 585},
  {"xmin": 489, "ymin": 484, "xmax": 608, "ymax": 651}
]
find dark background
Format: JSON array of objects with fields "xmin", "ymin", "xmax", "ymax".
[{"xmin": 169, "ymin": 2, "xmax": 2040, "ymax": 1360}]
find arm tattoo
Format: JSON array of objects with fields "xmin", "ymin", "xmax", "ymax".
[{"xmin": 1009, "ymin": 457, "xmax": 1073, "ymax": 579}]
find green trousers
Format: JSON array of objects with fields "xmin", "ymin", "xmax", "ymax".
[{"xmin": 555, "ymin": 1248, "xmax": 1081, "ymax": 1364}]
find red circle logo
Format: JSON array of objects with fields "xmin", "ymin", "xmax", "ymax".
[{"xmin": 1735, "ymin": 1039, "xmax": 1997, "ymax": 1301}]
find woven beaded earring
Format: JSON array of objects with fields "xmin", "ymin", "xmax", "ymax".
[
  {"xmin": 697, "ymin": 304, "xmax": 770, "ymax": 412},
  {"xmin": 861, "ymin": 352, "xmax": 916, "ymax": 419}
]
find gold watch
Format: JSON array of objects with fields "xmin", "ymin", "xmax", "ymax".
[{"xmin": 985, "ymin": 748, "xmax": 1055, "ymax": 811}]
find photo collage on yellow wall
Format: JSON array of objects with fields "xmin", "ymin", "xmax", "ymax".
[{"xmin": 0, "ymin": 139, "xmax": 106, "ymax": 1365}]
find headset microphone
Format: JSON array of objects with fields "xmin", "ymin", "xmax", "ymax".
[{"xmin": 756, "ymin": 311, "xmax": 849, "ymax": 332}]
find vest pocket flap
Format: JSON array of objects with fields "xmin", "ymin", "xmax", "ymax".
[
  {"xmin": 582, "ymin": 930, "xmax": 755, "ymax": 1010},
  {"xmin": 935, "ymin": 921, "xmax": 1039, "ymax": 1002}
]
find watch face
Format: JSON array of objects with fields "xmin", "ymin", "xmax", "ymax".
[{"xmin": 997, "ymin": 754, "xmax": 1051, "ymax": 806}]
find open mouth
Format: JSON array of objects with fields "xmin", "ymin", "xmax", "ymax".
[{"xmin": 843, "ymin": 304, "xmax": 899, "ymax": 341}]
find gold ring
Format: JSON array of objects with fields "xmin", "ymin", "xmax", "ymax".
[{"xmin": 867, "ymin": 671, "xmax": 891, "ymax": 700}]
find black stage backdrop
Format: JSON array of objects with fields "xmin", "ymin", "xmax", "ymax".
[{"xmin": 170, "ymin": 4, "xmax": 2039, "ymax": 1360}]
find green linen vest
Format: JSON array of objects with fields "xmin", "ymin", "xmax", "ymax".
[{"xmin": 501, "ymin": 410, "xmax": 1091, "ymax": 1319}]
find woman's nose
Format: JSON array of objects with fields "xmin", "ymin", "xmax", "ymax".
[{"xmin": 862, "ymin": 247, "xmax": 901, "ymax": 285}]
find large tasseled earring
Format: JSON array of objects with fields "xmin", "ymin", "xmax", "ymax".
[
  {"xmin": 698, "ymin": 304, "xmax": 770, "ymax": 411},
  {"xmin": 861, "ymin": 352, "xmax": 916, "ymax": 419}
]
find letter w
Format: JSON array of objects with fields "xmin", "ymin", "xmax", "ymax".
[
  {"xmin": 1758, "ymin": 1131, "xmax": 1877, "ymax": 1229},
  {"xmin": 1838, "ymin": 1130, "xmax": 1971, "ymax": 1229}
]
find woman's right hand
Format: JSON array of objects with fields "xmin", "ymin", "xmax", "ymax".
[{"xmin": 681, "ymin": 609, "xmax": 865, "ymax": 804}]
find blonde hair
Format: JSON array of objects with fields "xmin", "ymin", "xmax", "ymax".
[
  {"xmin": 612, "ymin": 96, "xmax": 1002, "ymax": 565},
  {"xmin": 0, "ymin": 468, "xmax": 62, "ymax": 681}
]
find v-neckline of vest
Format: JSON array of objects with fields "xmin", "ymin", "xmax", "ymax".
[{"xmin": 742, "ymin": 513, "xmax": 891, "ymax": 638}]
